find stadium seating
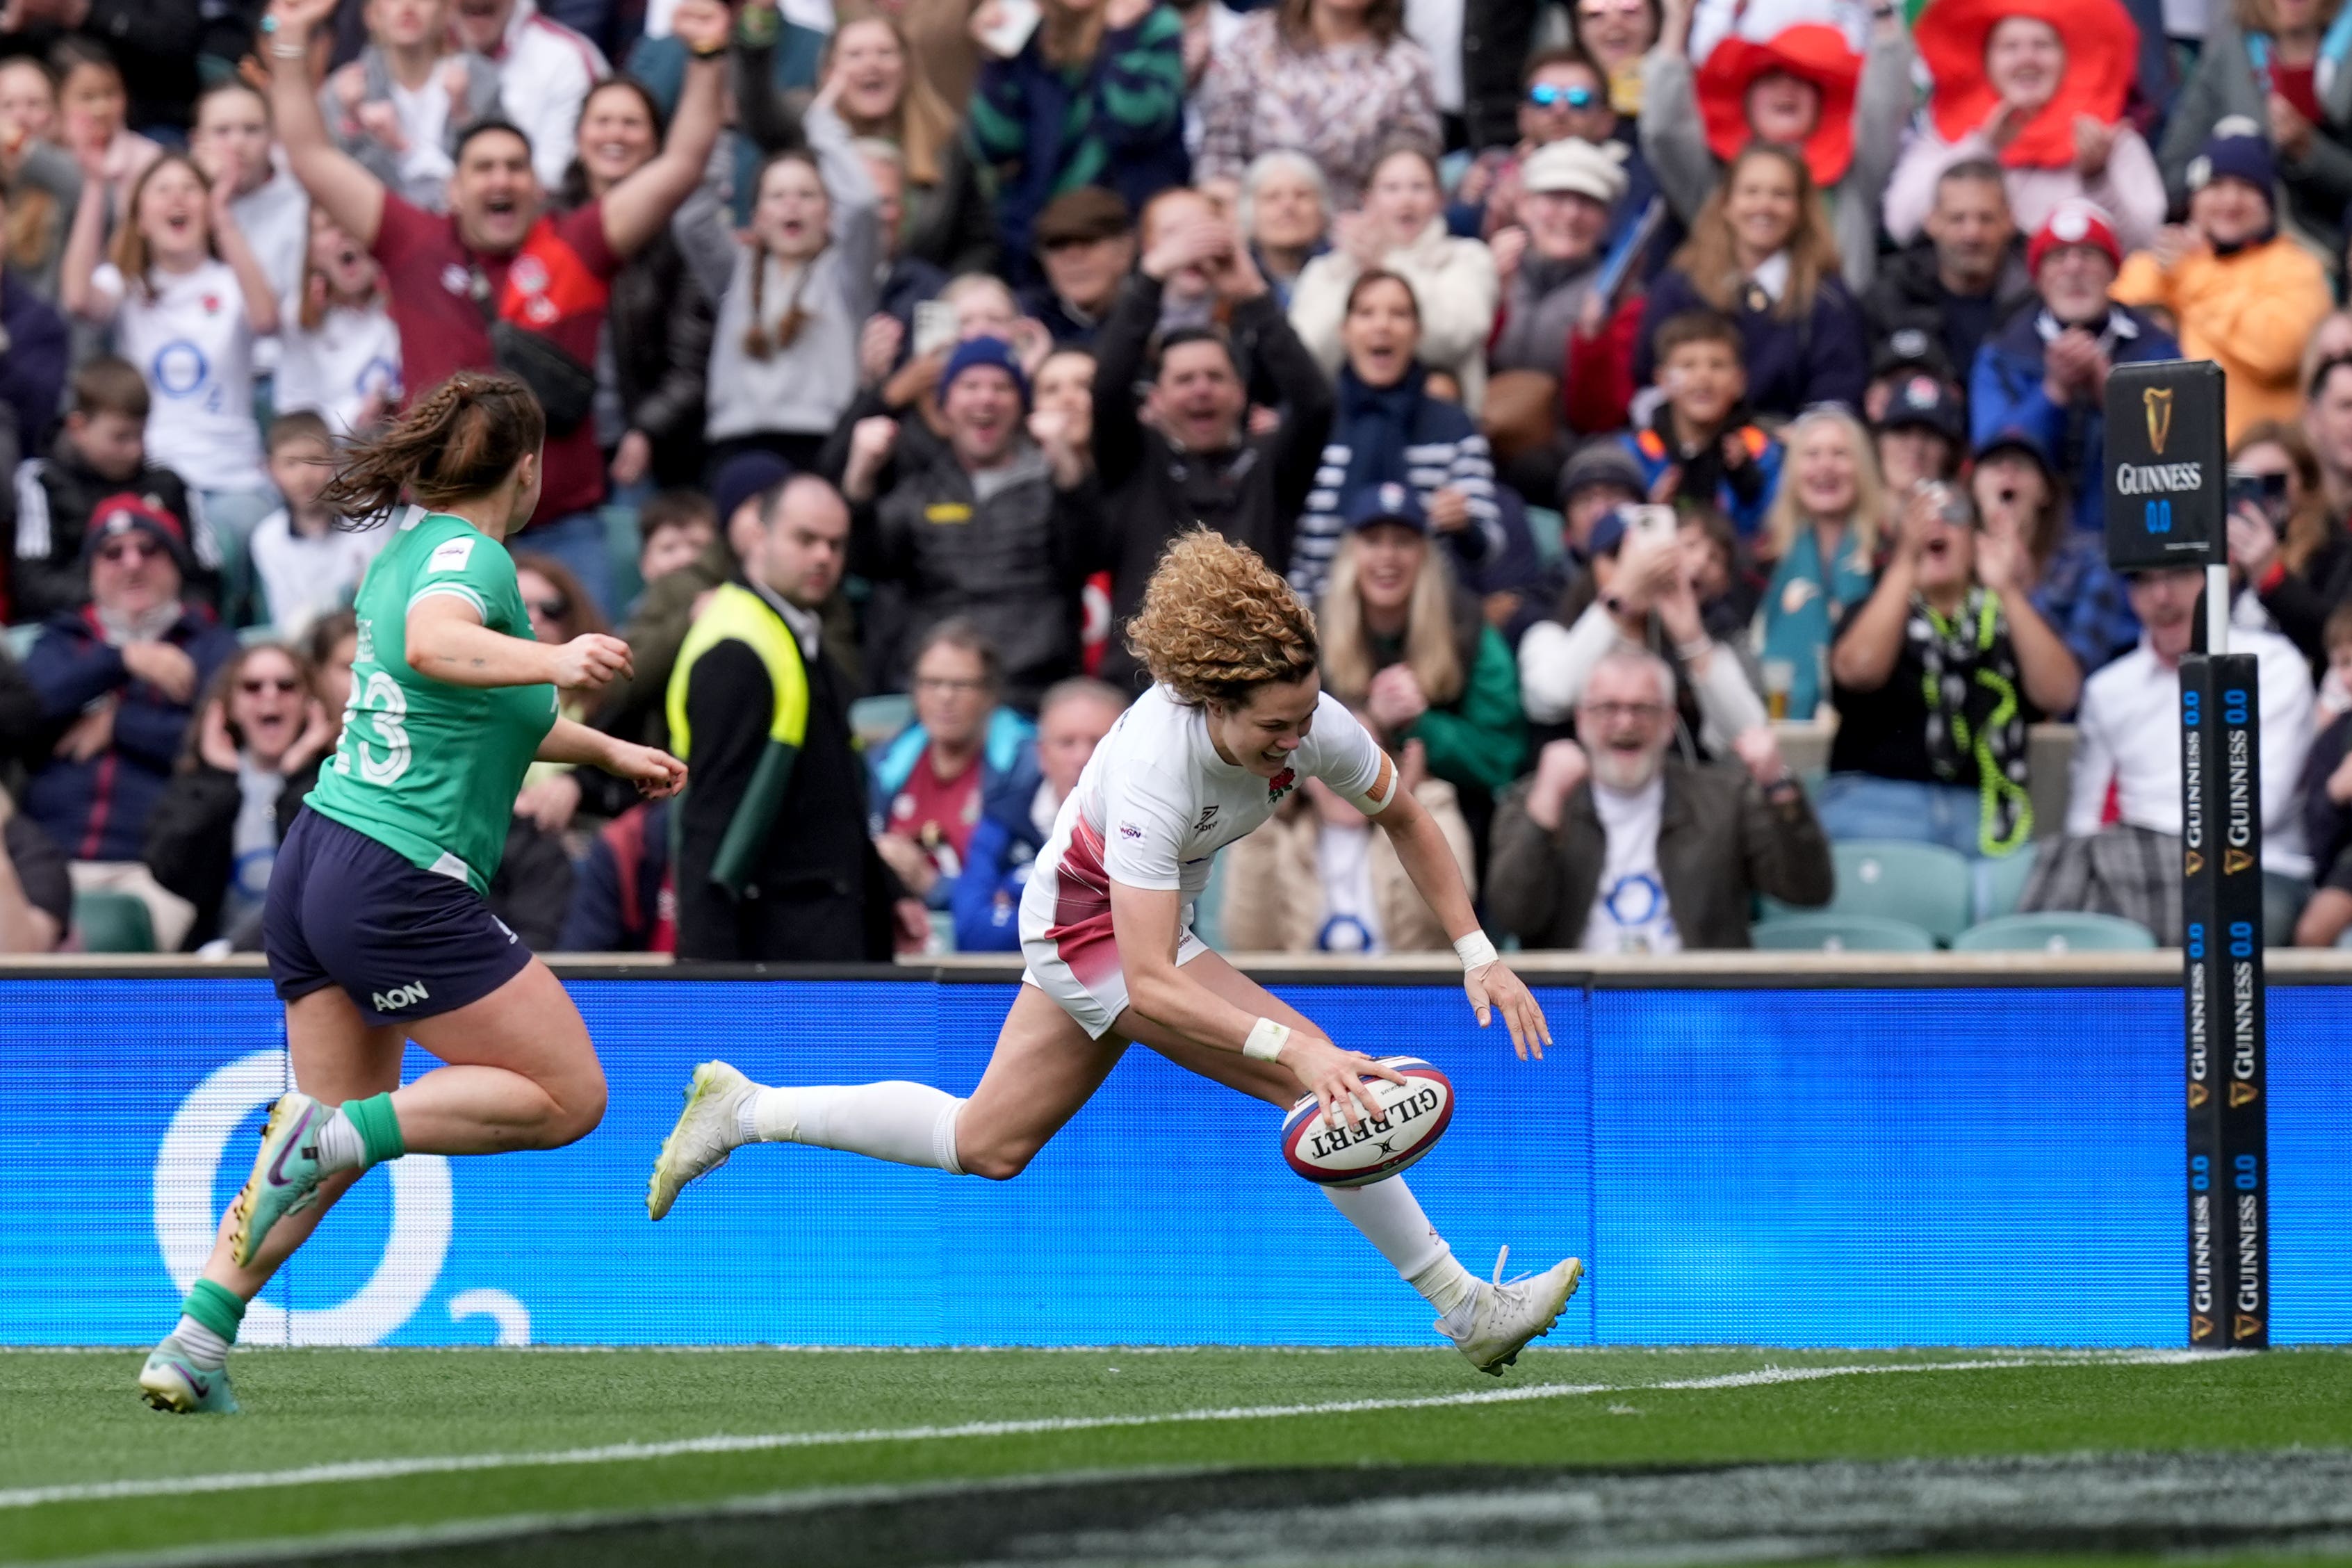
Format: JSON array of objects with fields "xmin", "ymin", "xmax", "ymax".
[
  {"xmin": 1949, "ymin": 912, "xmax": 2158, "ymax": 954},
  {"xmin": 1765, "ymin": 840, "xmax": 1975, "ymax": 945},
  {"xmin": 1976, "ymin": 840, "xmax": 2039, "ymax": 924},
  {"xmin": 1749, "ymin": 913, "xmax": 1938, "ymax": 952},
  {"xmin": 72, "ymin": 891, "xmax": 155, "ymax": 954}
]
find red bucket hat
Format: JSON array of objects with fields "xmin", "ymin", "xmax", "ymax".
[
  {"xmin": 1916, "ymin": 0, "xmax": 2139, "ymax": 170},
  {"xmin": 1697, "ymin": 22, "xmax": 1862, "ymax": 188}
]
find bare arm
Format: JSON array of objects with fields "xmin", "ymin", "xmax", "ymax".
[
  {"xmin": 602, "ymin": 3, "xmax": 730, "ymax": 259},
  {"xmin": 265, "ymin": 0, "xmax": 386, "ymax": 247},
  {"xmin": 537, "ymin": 714, "xmax": 689, "ymax": 795},
  {"xmin": 211, "ymin": 196, "xmax": 281, "ymax": 338},
  {"xmin": 58, "ymin": 158, "xmax": 113, "ymax": 325},
  {"xmin": 1829, "ymin": 552, "xmax": 1918, "ymax": 694},
  {"xmin": 1996, "ymin": 581, "xmax": 2082, "ymax": 716},
  {"xmin": 1109, "ymin": 878, "xmax": 1400, "ymax": 1125},
  {"xmin": 405, "ymin": 594, "xmax": 633, "ymax": 689}
]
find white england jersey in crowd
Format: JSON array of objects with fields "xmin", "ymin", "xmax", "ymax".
[
  {"xmin": 1020, "ymin": 684, "xmax": 1396, "ymax": 1037},
  {"xmin": 275, "ymin": 302, "xmax": 402, "ymax": 436},
  {"xmin": 227, "ymin": 163, "xmax": 309, "ymax": 375},
  {"xmin": 91, "ymin": 258, "xmax": 268, "ymax": 493}
]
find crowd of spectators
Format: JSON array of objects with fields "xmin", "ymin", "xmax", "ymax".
[{"xmin": 6, "ymin": 0, "xmax": 2352, "ymax": 963}]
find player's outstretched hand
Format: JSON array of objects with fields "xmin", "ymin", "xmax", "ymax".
[
  {"xmin": 554, "ymin": 633, "xmax": 633, "ymax": 692},
  {"xmin": 606, "ymin": 742, "xmax": 686, "ymax": 799},
  {"xmin": 1466, "ymin": 959, "xmax": 1550, "ymax": 1062},
  {"xmin": 1281, "ymin": 1035, "xmax": 1407, "ymax": 1131}
]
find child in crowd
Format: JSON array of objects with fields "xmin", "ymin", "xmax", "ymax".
[
  {"xmin": 636, "ymin": 491, "xmax": 717, "ymax": 594},
  {"xmin": 1619, "ymin": 309, "xmax": 1781, "ymax": 536},
  {"xmin": 12, "ymin": 357, "xmax": 215, "ymax": 624},
  {"xmin": 324, "ymin": 0, "xmax": 503, "ymax": 214},
  {"xmin": 701, "ymin": 80, "xmax": 881, "ymax": 473},
  {"xmin": 60, "ymin": 152, "xmax": 280, "ymax": 626},
  {"xmin": 246, "ymin": 412, "xmax": 384, "ymax": 639},
  {"xmin": 190, "ymin": 82, "xmax": 311, "ymax": 357},
  {"xmin": 273, "ymin": 207, "xmax": 400, "ymax": 435},
  {"xmin": 51, "ymin": 39, "xmax": 159, "ymax": 215}
]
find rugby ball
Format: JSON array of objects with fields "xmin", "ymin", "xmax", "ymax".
[{"xmin": 1280, "ymin": 1056, "xmax": 1454, "ymax": 1187}]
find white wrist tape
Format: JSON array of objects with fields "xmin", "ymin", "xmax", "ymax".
[
  {"xmin": 1243, "ymin": 1018, "xmax": 1291, "ymax": 1062},
  {"xmin": 1454, "ymin": 931, "xmax": 1499, "ymax": 972}
]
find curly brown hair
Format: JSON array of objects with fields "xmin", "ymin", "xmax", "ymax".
[{"xmin": 1126, "ymin": 532, "xmax": 1319, "ymax": 708}]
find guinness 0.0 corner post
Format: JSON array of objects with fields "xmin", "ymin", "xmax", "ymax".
[{"xmin": 2104, "ymin": 359, "xmax": 2267, "ymax": 1351}]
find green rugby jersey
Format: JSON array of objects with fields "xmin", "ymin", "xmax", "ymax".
[{"xmin": 306, "ymin": 512, "xmax": 557, "ymax": 894}]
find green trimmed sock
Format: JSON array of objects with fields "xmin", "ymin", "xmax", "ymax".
[
  {"xmin": 172, "ymin": 1280, "xmax": 245, "ymax": 1369},
  {"xmin": 343, "ymin": 1092, "xmax": 406, "ymax": 1168}
]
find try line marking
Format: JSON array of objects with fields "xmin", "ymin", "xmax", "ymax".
[{"xmin": 1, "ymin": 1350, "xmax": 2216, "ymax": 1510}]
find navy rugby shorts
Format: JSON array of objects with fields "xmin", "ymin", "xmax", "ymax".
[{"xmin": 263, "ymin": 808, "xmax": 532, "ymax": 1027}]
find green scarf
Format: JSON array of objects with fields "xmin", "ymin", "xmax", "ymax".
[{"xmin": 1915, "ymin": 588, "xmax": 2033, "ymax": 857}]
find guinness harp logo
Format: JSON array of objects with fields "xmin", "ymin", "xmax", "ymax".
[
  {"xmin": 2146, "ymin": 386, "xmax": 2175, "ymax": 454},
  {"xmin": 2185, "ymin": 849, "xmax": 2205, "ymax": 877},
  {"xmin": 2230, "ymin": 1080, "xmax": 2260, "ymax": 1107},
  {"xmin": 2189, "ymin": 1081, "xmax": 2210, "ymax": 1108}
]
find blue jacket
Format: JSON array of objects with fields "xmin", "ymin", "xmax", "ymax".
[
  {"xmin": 0, "ymin": 268, "xmax": 65, "ymax": 459},
  {"xmin": 1616, "ymin": 422, "xmax": 1784, "ymax": 538},
  {"xmin": 1633, "ymin": 266, "xmax": 1870, "ymax": 419},
  {"xmin": 22, "ymin": 604, "xmax": 237, "ymax": 863},
  {"xmin": 1969, "ymin": 304, "xmax": 2181, "ymax": 535},
  {"xmin": 868, "ymin": 709, "xmax": 1040, "ymax": 915},
  {"xmin": 949, "ymin": 771, "xmax": 1059, "ymax": 952}
]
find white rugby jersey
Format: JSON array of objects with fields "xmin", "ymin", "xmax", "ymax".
[{"xmin": 1020, "ymin": 685, "xmax": 1396, "ymax": 947}]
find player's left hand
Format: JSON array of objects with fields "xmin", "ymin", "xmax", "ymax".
[
  {"xmin": 608, "ymin": 742, "xmax": 687, "ymax": 799},
  {"xmin": 1465, "ymin": 958, "xmax": 1549, "ymax": 1062}
]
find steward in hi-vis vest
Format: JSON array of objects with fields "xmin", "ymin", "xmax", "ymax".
[{"xmin": 666, "ymin": 580, "xmax": 899, "ymax": 961}]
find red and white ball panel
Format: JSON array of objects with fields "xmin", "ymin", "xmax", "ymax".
[{"xmin": 1280, "ymin": 1056, "xmax": 1455, "ymax": 1187}]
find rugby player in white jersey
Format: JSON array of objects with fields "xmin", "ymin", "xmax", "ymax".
[{"xmin": 649, "ymin": 531, "xmax": 1578, "ymax": 1371}]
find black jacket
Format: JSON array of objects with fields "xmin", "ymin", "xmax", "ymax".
[
  {"xmin": 1486, "ymin": 760, "xmax": 1834, "ymax": 951},
  {"xmin": 489, "ymin": 817, "xmax": 575, "ymax": 952},
  {"xmin": 675, "ymin": 585, "xmax": 901, "ymax": 962},
  {"xmin": 0, "ymin": 5, "xmax": 204, "ymax": 133},
  {"xmin": 12, "ymin": 435, "xmax": 208, "ymax": 625},
  {"xmin": 1082, "ymin": 272, "xmax": 1334, "ymax": 694},
  {"xmin": 143, "ymin": 757, "xmax": 321, "ymax": 949},
  {"xmin": 2253, "ymin": 521, "xmax": 2352, "ymax": 676},
  {"xmin": 606, "ymin": 227, "xmax": 716, "ymax": 487},
  {"xmin": 1861, "ymin": 239, "xmax": 2035, "ymax": 390}
]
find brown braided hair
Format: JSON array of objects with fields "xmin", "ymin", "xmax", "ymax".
[
  {"xmin": 1125, "ymin": 531, "xmax": 1319, "ymax": 708},
  {"xmin": 742, "ymin": 150, "xmax": 828, "ymax": 360},
  {"xmin": 318, "ymin": 370, "xmax": 546, "ymax": 528}
]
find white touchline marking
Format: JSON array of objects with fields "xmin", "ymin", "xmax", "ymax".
[{"xmin": 0, "ymin": 1350, "xmax": 2222, "ymax": 1511}]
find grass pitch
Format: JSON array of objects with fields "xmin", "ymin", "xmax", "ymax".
[{"xmin": 4, "ymin": 1345, "xmax": 2351, "ymax": 1566}]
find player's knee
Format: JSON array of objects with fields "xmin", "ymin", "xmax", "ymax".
[{"xmin": 544, "ymin": 1068, "xmax": 608, "ymax": 1147}]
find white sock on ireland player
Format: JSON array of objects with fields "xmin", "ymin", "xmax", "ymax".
[
  {"xmin": 741, "ymin": 1082, "xmax": 967, "ymax": 1174},
  {"xmin": 1324, "ymin": 1177, "xmax": 1479, "ymax": 1320}
]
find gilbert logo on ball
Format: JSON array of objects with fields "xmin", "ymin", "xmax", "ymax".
[{"xmin": 1280, "ymin": 1056, "xmax": 1454, "ymax": 1187}]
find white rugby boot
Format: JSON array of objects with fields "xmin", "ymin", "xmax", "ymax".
[
  {"xmin": 1442, "ymin": 1247, "xmax": 1583, "ymax": 1375},
  {"xmin": 647, "ymin": 1061, "xmax": 756, "ymax": 1220}
]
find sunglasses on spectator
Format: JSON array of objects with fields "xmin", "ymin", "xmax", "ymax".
[
  {"xmin": 1528, "ymin": 83, "xmax": 1599, "ymax": 109},
  {"xmin": 240, "ymin": 676, "xmax": 302, "ymax": 695},
  {"xmin": 528, "ymin": 596, "xmax": 571, "ymax": 621},
  {"xmin": 97, "ymin": 538, "xmax": 162, "ymax": 564}
]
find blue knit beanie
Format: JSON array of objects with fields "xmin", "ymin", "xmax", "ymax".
[{"xmin": 940, "ymin": 336, "xmax": 1031, "ymax": 407}]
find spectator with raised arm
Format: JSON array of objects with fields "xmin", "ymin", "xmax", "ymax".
[
  {"xmin": 1969, "ymin": 425, "xmax": 2137, "ymax": 679},
  {"xmin": 1080, "ymin": 211, "xmax": 1332, "ymax": 694},
  {"xmin": 320, "ymin": 0, "xmax": 504, "ymax": 213},
  {"xmin": 735, "ymin": 5, "xmax": 993, "ymax": 277},
  {"xmin": 965, "ymin": 0, "xmax": 1189, "ymax": 281},
  {"xmin": 2222, "ymin": 420, "xmax": 2352, "ymax": 671},
  {"xmin": 1288, "ymin": 270, "xmax": 1502, "ymax": 602},
  {"xmin": 2158, "ymin": 0, "xmax": 2352, "ymax": 261},
  {"xmin": 1518, "ymin": 504, "xmax": 1769, "ymax": 759},
  {"xmin": 1970, "ymin": 200, "xmax": 2180, "ymax": 537},
  {"xmin": 697, "ymin": 70, "xmax": 881, "ymax": 476},
  {"xmin": 1641, "ymin": 0, "xmax": 1911, "ymax": 288},
  {"xmin": 1290, "ymin": 143, "xmax": 1498, "ymax": 413},
  {"xmin": 1634, "ymin": 142, "xmax": 1867, "ymax": 419},
  {"xmin": 2114, "ymin": 125, "xmax": 2333, "ymax": 443},
  {"xmin": 1885, "ymin": 0, "xmax": 2163, "ymax": 255},
  {"xmin": 1193, "ymin": 0, "xmax": 1440, "ymax": 209},
  {"xmin": 273, "ymin": 207, "xmax": 403, "ymax": 437},
  {"xmin": 844, "ymin": 337, "xmax": 1082, "ymax": 707},
  {"xmin": 450, "ymin": 0, "xmax": 609, "ymax": 193},
  {"xmin": 191, "ymin": 81, "xmax": 311, "ymax": 339},
  {"xmin": 22, "ymin": 496, "xmax": 238, "ymax": 954},
  {"xmin": 1489, "ymin": 649, "xmax": 1829, "ymax": 952},
  {"xmin": 260, "ymin": 0, "xmax": 732, "ymax": 617},
  {"xmin": 1819, "ymin": 482, "xmax": 2081, "ymax": 860}
]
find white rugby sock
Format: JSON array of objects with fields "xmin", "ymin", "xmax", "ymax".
[
  {"xmin": 311, "ymin": 1107, "xmax": 365, "ymax": 1173},
  {"xmin": 743, "ymin": 1083, "xmax": 968, "ymax": 1173},
  {"xmin": 1325, "ymin": 1177, "xmax": 1478, "ymax": 1316},
  {"xmin": 170, "ymin": 1315, "xmax": 230, "ymax": 1371}
]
